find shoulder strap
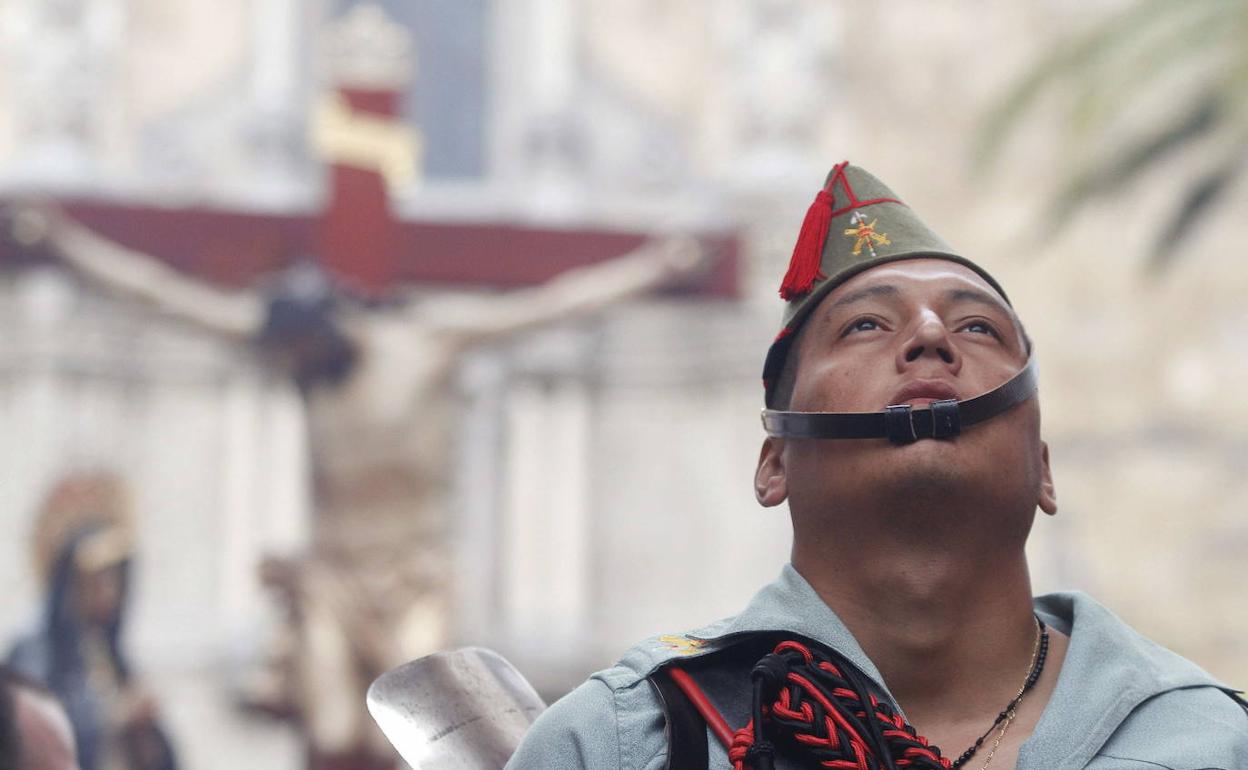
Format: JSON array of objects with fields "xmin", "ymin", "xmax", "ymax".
[{"xmin": 648, "ymin": 668, "xmax": 710, "ymax": 770}]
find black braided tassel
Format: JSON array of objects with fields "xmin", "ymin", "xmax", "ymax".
[{"xmin": 741, "ymin": 640, "xmax": 949, "ymax": 770}]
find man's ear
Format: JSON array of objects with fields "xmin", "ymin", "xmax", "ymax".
[
  {"xmin": 755, "ymin": 437, "xmax": 789, "ymax": 507},
  {"xmin": 1038, "ymin": 440, "xmax": 1057, "ymax": 516}
]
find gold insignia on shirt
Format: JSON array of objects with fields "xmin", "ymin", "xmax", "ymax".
[
  {"xmin": 659, "ymin": 634, "xmax": 707, "ymax": 655},
  {"xmin": 844, "ymin": 211, "xmax": 891, "ymax": 258}
]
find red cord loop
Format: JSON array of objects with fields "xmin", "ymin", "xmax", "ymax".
[{"xmin": 728, "ymin": 722, "xmax": 756, "ymax": 770}]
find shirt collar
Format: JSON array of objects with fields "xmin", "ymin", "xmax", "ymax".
[
  {"xmin": 682, "ymin": 566, "xmax": 1232, "ymax": 738},
  {"xmin": 1022, "ymin": 590, "xmax": 1231, "ymax": 766},
  {"xmin": 685, "ymin": 563, "xmax": 897, "ymax": 702}
]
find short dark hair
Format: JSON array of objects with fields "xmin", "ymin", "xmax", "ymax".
[{"xmin": 769, "ymin": 324, "xmax": 807, "ymax": 411}]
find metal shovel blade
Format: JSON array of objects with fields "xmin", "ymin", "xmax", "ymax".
[{"xmin": 366, "ymin": 647, "xmax": 547, "ymax": 770}]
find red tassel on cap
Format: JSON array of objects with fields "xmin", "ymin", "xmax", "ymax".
[{"xmin": 779, "ymin": 189, "xmax": 833, "ymax": 300}]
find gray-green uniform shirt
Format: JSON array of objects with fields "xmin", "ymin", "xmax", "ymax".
[{"xmin": 506, "ymin": 565, "xmax": 1247, "ymax": 769}]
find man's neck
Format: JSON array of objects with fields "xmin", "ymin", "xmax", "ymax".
[{"xmin": 791, "ymin": 530, "xmax": 1040, "ymax": 726}]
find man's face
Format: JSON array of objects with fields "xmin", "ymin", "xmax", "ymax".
[
  {"xmin": 756, "ymin": 258, "xmax": 1056, "ymax": 537},
  {"xmin": 788, "ymin": 258, "xmax": 1026, "ymax": 413}
]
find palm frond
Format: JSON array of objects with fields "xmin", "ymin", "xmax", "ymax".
[
  {"xmin": 975, "ymin": 0, "xmax": 1228, "ymax": 172},
  {"xmin": 1062, "ymin": 1, "xmax": 1237, "ymax": 144},
  {"xmin": 1147, "ymin": 144, "xmax": 1246, "ymax": 272},
  {"xmin": 1046, "ymin": 93, "xmax": 1225, "ymax": 229}
]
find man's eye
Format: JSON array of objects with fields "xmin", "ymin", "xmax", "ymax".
[
  {"xmin": 843, "ymin": 318, "xmax": 880, "ymax": 336},
  {"xmin": 961, "ymin": 321, "xmax": 999, "ymax": 337}
]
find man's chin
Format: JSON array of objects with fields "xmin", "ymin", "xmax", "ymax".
[{"xmin": 869, "ymin": 439, "xmax": 977, "ymax": 506}]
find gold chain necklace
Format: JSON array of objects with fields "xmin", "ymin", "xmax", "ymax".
[
  {"xmin": 950, "ymin": 615, "xmax": 1049, "ymax": 769},
  {"xmin": 978, "ymin": 705, "xmax": 1016, "ymax": 770}
]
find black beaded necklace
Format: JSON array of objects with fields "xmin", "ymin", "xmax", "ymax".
[{"xmin": 949, "ymin": 615, "xmax": 1049, "ymax": 769}]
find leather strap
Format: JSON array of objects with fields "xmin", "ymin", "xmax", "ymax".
[
  {"xmin": 649, "ymin": 668, "xmax": 710, "ymax": 770},
  {"xmin": 760, "ymin": 355, "xmax": 1037, "ymax": 443}
]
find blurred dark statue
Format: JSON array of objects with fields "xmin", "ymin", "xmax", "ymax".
[{"xmin": 7, "ymin": 473, "xmax": 177, "ymax": 770}]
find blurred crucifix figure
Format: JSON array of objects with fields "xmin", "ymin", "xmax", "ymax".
[{"xmin": 6, "ymin": 204, "xmax": 707, "ymax": 770}]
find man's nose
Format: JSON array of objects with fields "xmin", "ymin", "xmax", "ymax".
[{"xmin": 897, "ymin": 314, "xmax": 961, "ymax": 371}]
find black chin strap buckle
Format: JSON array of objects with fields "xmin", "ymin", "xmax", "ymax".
[
  {"xmin": 884, "ymin": 404, "xmax": 918, "ymax": 444},
  {"xmin": 885, "ymin": 399, "xmax": 961, "ymax": 444},
  {"xmin": 930, "ymin": 398, "xmax": 961, "ymax": 439}
]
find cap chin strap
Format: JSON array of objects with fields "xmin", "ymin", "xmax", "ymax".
[{"xmin": 761, "ymin": 355, "xmax": 1038, "ymax": 444}]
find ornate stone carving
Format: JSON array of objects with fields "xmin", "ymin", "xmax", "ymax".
[{"xmin": 322, "ymin": 2, "xmax": 414, "ymax": 90}]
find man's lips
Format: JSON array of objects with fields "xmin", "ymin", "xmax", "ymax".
[{"xmin": 888, "ymin": 379, "xmax": 960, "ymax": 407}]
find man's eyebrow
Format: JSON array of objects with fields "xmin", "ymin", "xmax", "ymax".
[
  {"xmin": 945, "ymin": 287, "xmax": 1011, "ymax": 315},
  {"xmin": 821, "ymin": 284, "xmax": 899, "ymax": 319}
]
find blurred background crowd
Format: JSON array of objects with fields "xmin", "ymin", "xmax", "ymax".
[{"xmin": 0, "ymin": 1, "xmax": 1245, "ymax": 768}]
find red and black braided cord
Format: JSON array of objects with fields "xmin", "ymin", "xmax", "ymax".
[{"xmin": 729, "ymin": 640, "xmax": 950, "ymax": 770}]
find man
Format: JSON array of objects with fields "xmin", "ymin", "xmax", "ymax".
[
  {"xmin": 506, "ymin": 162, "xmax": 1248, "ymax": 769},
  {"xmin": 0, "ymin": 666, "xmax": 80, "ymax": 770}
]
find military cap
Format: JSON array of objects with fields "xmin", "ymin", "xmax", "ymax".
[{"xmin": 762, "ymin": 161, "xmax": 1011, "ymax": 406}]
